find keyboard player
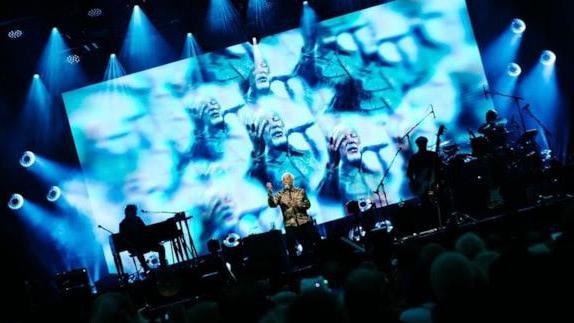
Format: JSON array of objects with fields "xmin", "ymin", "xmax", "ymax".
[{"xmin": 119, "ymin": 204, "xmax": 167, "ymax": 272}]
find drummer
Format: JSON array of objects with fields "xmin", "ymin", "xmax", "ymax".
[{"xmin": 478, "ymin": 109, "xmax": 508, "ymax": 148}]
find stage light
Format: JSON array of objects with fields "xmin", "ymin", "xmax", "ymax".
[
  {"xmin": 375, "ymin": 219, "xmax": 394, "ymax": 233},
  {"xmin": 252, "ymin": 37, "xmax": 257, "ymax": 44},
  {"xmin": 303, "ymin": 1, "xmax": 309, "ymax": 5},
  {"xmin": 47, "ymin": 186, "xmax": 62, "ymax": 202},
  {"xmin": 20, "ymin": 151, "xmax": 36, "ymax": 168},
  {"xmin": 511, "ymin": 18, "xmax": 526, "ymax": 34},
  {"xmin": 8, "ymin": 29, "xmax": 23, "ymax": 39},
  {"xmin": 507, "ymin": 62, "xmax": 522, "ymax": 77},
  {"xmin": 52, "ymin": 27, "xmax": 59, "ymax": 33},
  {"xmin": 87, "ymin": 8, "xmax": 103, "ymax": 18},
  {"xmin": 181, "ymin": 32, "xmax": 202, "ymax": 60},
  {"xmin": 484, "ymin": 18, "xmax": 525, "ymax": 77},
  {"xmin": 223, "ymin": 233, "xmax": 241, "ymax": 248},
  {"xmin": 66, "ymin": 54, "xmax": 81, "ymax": 65},
  {"xmin": 33, "ymin": 74, "xmax": 40, "ymax": 79},
  {"xmin": 540, "ymin": 50, "xmax": 556, "ymax": 66},
  {"xmin": 104, "ymin": 53, "xmax": 126, "ymax": 80},
  {"xmin": 8, "ymin": 194, "xmax": 24, "ymax": 210}
]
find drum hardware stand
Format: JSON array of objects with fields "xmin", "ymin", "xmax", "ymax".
[
  {"xmin": 448, "ymin": 211, "xmax": 478, "ymax": 225},
  {"xmin": 522, "ymin": 104, "xmax": 554, "ymax": 154},
  {"xmin": 483, "ymin": 86, "xmax": 526, "ymax": 133}
]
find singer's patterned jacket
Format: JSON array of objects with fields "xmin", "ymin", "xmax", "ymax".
[{"xmin": 268, "ymin": 187, "xmax": 311, "ymax": 227}]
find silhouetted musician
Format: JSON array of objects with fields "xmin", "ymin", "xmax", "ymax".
[
  {"xmin": 407, "ymin": 136, "xmax": 444, "ymax": 199},
  {"xmin": 119, "ymin": 204, "xmax": 167, "ymax": 272},
  {"xmin": 478, "ymin": 109, "xmax": 508, "ymax": 149}
]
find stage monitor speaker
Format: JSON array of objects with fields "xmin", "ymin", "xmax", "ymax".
[
  {"xmin": 366, "ymin": 228, "xmax": 394, "ymax": 270},
  {"xmin": 242, "ymin": 230, "xmax": 289, "ymax": 277},
  {"xmin": 55, "ymin": 268, "xmax": 93, "ymax": 319},
  {"xmin": 56, "ymin": 268, "xmax": 90, "ymax": 294},
  {"xmin": 94, "ymin": 274, "xmax": 124, "ymax": 294}
]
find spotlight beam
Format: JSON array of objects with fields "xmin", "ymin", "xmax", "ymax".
[{"xmin": 121, "ymin": 5, "xmax": 173, "ymax": 71}]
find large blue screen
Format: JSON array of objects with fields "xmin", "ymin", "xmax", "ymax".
[{"xmin": 63, "ymin": 0, "xmax": 493, "ymax": 273}]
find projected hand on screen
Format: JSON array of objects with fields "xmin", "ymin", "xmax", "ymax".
[
  {"xmin": 187, "ymin": 97, "xmax": 225, "ymax": 130},
  {"xmin": 327, "ymin": 131, "xmax": 345, "ymax": 168},
  {"xmin": 318, "ymin": 126, "xmax": 380, "ymax": 202},
  {"xmin": 187, "ymin": 102, "xmax": 207, "ymax": 131},
  {"xmin": 246, "ymin": 112, "xmax": 318, "ymax": 191},
  {"xmin": 246, "ymin": 120, "xmax": 268, "ymax": 157},
  {"xmin": 207, "ymin": 196, "xmax": 235, "ymax": 223},
  {"xmin": 199, "ymin": 195, "xmax": 236, "ymax": 242}
]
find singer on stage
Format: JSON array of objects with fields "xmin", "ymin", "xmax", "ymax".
[{"xmin": 266, "ymin": 172, "xmax": 319, "ymax": 257}]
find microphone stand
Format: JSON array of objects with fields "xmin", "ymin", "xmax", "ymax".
[
  {"xmin": 373, "ymin": 106, "xmax": 434, "ymax": 207},
  {"xmin": 141, "ymin": 210, "xmax": 180, "ymax": 215},
  {"xmin": 484, "ymin": 87, "xmax": 527, "ymax": 133},
  {"xmin": 522, "ymin": 104, "xmax": 554, "ymax": 154},
  {"xmin": 401, "ymin": 107, "xmax": 435, "ymax": 147},
  {"xmin": 374, "ymin": 147, "xmax": 402, "ymax": 207}
]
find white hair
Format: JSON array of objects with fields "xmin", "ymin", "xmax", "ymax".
[{"xmin": 282, "ymin": 172, "xmax": 294, "ymax": 181}]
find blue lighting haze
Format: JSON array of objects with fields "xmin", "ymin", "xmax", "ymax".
[
  {"xmin": 104, "ymin": 53, "xmax": 126, "ymax": 81},
  {"xmin": 181, "ymin": 32, "xmax": 203, "ymax": 59},
  {"xmin": 37, "ymin": 27, "xmax": 85, "ymax": 93},
  {"xmin": 518, "ymin": 54, "xmax": 565, "ymax": 158},
  {"xmin": 21, "ymin": 75, "xmax": 55, "ymax": 146},
  {"xmin": 483, "ymin": 19, "xmax": 525, "ymax": 79},
  {"xmin": 206, "ymin": 0, "xmax": 242, "ymax": 36},
  {"xmin": 121, "ymin": 6, "xmax": 173, "ymax": 71}
]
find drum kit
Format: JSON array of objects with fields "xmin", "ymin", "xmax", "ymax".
[{"xmin": 439, "ymin": 119, "xmax": 556, "ymax": 211}]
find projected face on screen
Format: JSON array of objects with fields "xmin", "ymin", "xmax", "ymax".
[{"xmin": 63, "ymin": 0, "xmax": 493, "ymax": 273}]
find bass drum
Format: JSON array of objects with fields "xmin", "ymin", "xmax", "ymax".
[
  {"xmin": 470, "ymin": 136, "xmax": 489, "ymax": 157},
  {"xmin": 447, "ymin": 154, "xmax": 490, "ymax": 214}
]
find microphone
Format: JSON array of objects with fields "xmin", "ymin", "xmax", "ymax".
[
  {"xmin": 286, "ymin": 121, "xmax": 314, "ymax": 136},
  {"xmin": 97, "ymin": 224, "xmax": 114, "ymax": 234},
  {"xmin": 430, "ymin": 105, "xmax": 436, "ymax": 120}
]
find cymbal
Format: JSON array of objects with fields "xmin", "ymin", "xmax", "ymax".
[{"xmin": 484, "ymin": 119, "xmax": 507, "ymax": 127}]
